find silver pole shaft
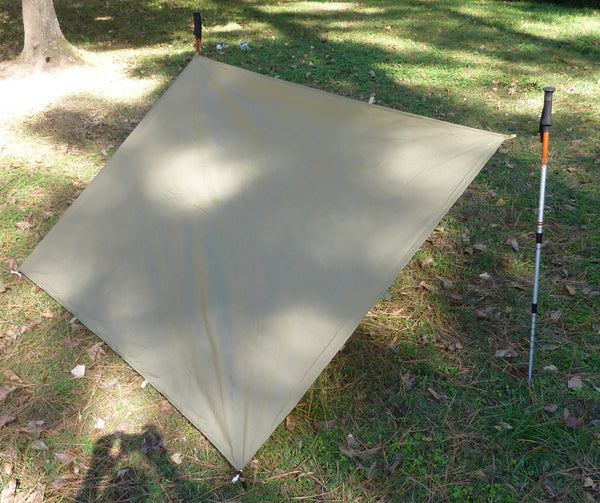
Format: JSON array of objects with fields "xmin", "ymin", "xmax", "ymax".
[{"xmin": 528, "ymin": 162, "xmax": 548, "ymax": 384}]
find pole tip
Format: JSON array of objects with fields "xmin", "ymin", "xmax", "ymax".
[{"xmin": 543, "ymin": 86, "xmax": 555, "ymax": 93}]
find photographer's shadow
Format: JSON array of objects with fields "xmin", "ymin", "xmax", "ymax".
[{"xmin": 75, "ymin": 424, "xmax": 208, "ymax": 502}]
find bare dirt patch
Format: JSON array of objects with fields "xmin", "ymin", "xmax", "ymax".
[{"xmin": 0, "ymin": 50, "xmax": 161, "ymax": 163}]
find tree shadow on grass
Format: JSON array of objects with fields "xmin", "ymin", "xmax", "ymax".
[
  {"xmin": 75, "ymin": 424, "xmax": 213, "ymax": 503},
  {"xmin": 0, "ymin": 0, "xmax": 244, "ymax": 60}
]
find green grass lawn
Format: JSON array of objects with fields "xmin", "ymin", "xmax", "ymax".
[{"xmin": 1, "ymin": 0, "xmax": 599, "ymax": 501}]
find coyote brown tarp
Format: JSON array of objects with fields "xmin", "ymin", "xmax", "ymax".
[{"xmin": 22, "ymin": 55, "xmax": 507, "ymax": 469}]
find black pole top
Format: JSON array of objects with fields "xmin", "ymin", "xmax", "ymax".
[
  {"xmin": 193, "ymin": 11, "xmax": 202, "ymax": 40},
  {"xmin": 539, "ymin": 86, "xmax": 555, "ymax": 141}
]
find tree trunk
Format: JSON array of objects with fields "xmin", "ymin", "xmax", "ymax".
[{"xmin": 19, "ymin": 0, "xmax": 82, "ymax": 68}]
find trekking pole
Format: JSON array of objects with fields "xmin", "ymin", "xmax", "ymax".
[
  {"xmin": 528, "ymin": 86, "xmax": 555, "ymax": 385},
  {"xmin": 193, "ymin": 11, "xmax": 202, "ymax": 54}
]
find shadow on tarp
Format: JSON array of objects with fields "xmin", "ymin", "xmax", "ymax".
[{"xmin": 74, "ymin": 424, "xmax": 213, "ymax": 503}]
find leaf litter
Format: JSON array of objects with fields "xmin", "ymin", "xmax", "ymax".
[
  {"xmin": 53, "ymin": 452, "xmax": 75, "ymax": 464},
  {"xmin": 0, "ymin": 5, "xmax": 598, "ymax": 502},
  {"xmin": 495, "ymin": 349, "xmax": 519, "ymax": 358},
  {"xmin": 27, "ymin": 420, "xmax": 44, "ymax": 439},
  {"xmin": 0, "ymin": 414, "xmax": 17, "ymax": 428},
  {"xmin": 30, "ymin": 440, "xmax": 48, "ymax": 451},
  {"xmin": 4, "ymin": 370, "xmax": 23, "ymax": 383},
  {"xmin": 0, "ymin": 386, "xmax": 17, "ymax": 402},
  {"xmin": 568, "ymin": 375, "xmax": 584, "ymax": 390},
  {"xmin": 86, "ymin": 342, "xmax": 106, "ymax": 361},
  {"xmin": 70, "ymin": 365, "xmax": 85, "ymax": 378},
  {"xmin": 59, "ymin": 336, "xmax": 80, "ymax": 348}
]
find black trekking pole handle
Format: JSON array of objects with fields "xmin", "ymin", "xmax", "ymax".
[
  {"xmin": 539, "ymin": 86, "xmax": 555, "ymax": 142},
  {"xmin": 193, "ymin": 11, "xmax": 202, "ymax": 53}
]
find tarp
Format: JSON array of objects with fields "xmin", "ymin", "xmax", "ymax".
[{"xmin": 22, "ymin": 55, "xmax": 508, "ymax": 470}]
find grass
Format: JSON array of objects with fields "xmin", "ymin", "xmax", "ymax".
[{"xmin": 1, "ymin": 0, "xmax": 600, "ymax": 501}]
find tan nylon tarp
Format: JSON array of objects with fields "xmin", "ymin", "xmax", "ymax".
[{"xmin": 22, "ymin": 55, "xmax": 507, "ymax": 469}]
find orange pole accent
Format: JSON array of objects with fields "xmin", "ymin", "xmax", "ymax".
[
  {"xmin": 541, "ymin": 131, "xmax": 549, "ymax": 165},
  {"xmin": 195, "ymin": 39, "xmax": 200, "ymax": 54}
]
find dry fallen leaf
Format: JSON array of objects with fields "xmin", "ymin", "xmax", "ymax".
[
  {"xmin": 568, "ymin": 375, "xmax": 583, "ymax": 390},
  {"xmin": 98, "ymin": 378, "xmax": 118, "ymax": 393},
  {"xmin": 159, "ymin": 399, "xmax": 172, "ymax": 412},
  {"xmin": 510, "ymin": 281, "xmax": 527, "ymax": 291},
  {"xmin": 0, "ymin": 282, "xmax": 8, "ymax": 293},
  {"xmin": 339, "ymin": 442, "xmax": 382, "ymax": 460},
  {"xmin": 507, "ymin": 237, "xmax": 519, "ymax": 252},
  {"xmin": 542, "ymin": 474, "xmax": 558, "ymax": 496},
  {"xmin": 428, "ymin": 387, "xmax": 449, "ymax": 402},
  {"xmin": 71, "ymin": 365, "xmax": 85, "ymax": 379},
  {"xmin": 19, "ymin": 319, "xmax": 42, "ymax": 336},
  {"xmin": 548, "ymin": 310, "xmax": 563, "ymax": 323},
  {"xmin": 543, "ymin": 404, "xmax": 558, "ymax": 413},
  {"xmin": 420, "ymin": 257, "xmax": 434, "ymax": 268},
  {"xmin": 30, "ymin": 440, "xmax": 49, "ymax": 451},
  {"xmin": 583, "ymin": 477, "xmax": 596, "ymax": 489},
  {"xmin": 495, "ymin": 349, "xmax": 519, "ymax": 358},
  {"xmin": 285, "ymin": 414, "xmax": 297, "ymax": 433},
  {"xmin": 53, "ymin": 452, "xmax": 75, "ymax": 464},
  {"xmin": 387, "ymin": 343, "xmax": 399, "ymax": 353},
  {"xmin": 15, "ymin": 221, "xmax": 33, "ymax": 232},
  {"xmin": 51, "ymin": 473, "xmax": 79, "ymax": 489},
  {"xmin": 1, "ymin": 479, "xmax": 17, "ymax": 502},
  {"xmin": 564, "ymin": 284, "xmax": 577, "ymax": 296},
  {"xmin": 401, "ymin": 373, "xmax": 416, "ymax": 390},
  {"xmin": 59, "ymin": 336, "xmax": 80, "ymax": 348},
  {"xmin": 0, "ymin": 414, "xmax": 17, "ymax": 428},
  {"xmin": 366, "ymin": 461, "xmax": 377, "ymax": 480},
  {"xmin": 440, "ymin": 340, "xmax": 463, "ymax": 352},
  {"xmin": 27, "ymin": 420, "xmax": 45, "ymax": 439},
  {"xmin": 17, "ymin": 391, "xmax": 33, "ymax": 408},
  {"xmin": 387, "ymin": 453, "xmax": 402, "ymax": 474},
  {"xmin": 539, "ymin": 343, "xmax": 560, "ymax": 351},
  {"xmin": 171, "ymin": 452, "xmax": 183, "ymax": 465},
  {"xmin": 0, "ymin": 386, "xmax": 17, "ymax": 402},
  {"xmin": 316, "ymin": 418, "xmax": 337, "ymax": 430},
  {"xmin": 566, "ymin": 415, "xmax": 583, "ymax": 429},
  {"xmin": 473, "ymin": 243, "xmax": 488, "ymax": 252},
  {"xmin": 418, "ymin": 280, "xmax": 436, "ymax": 292},
  {"xmin": 436, "ymin": 276, "xmax": 454, "ymax": 290},
  {"xmin": 544, "ymin": 365, "xmax": 558, "ymax": 372},
  {"xmin": 13, "ymin": 487, "xmax": 45, "ymax": 503},
  {"xmin": 477, "ymin": 307, "xmax": 496, "ymax": 320},
  {"xmin": 494, "ymin": 422, "xmax": 513, "ymax": 431},
  {"xmin": 87, "ymin": 342, "xmax": 106, "ymax": 362},
  {"xmin": 582, "ymin": 287, "xmax": 600, "ymax": 298},
  {"xmin": 4, "ymin": 370, "xmax": 22, "ymax": 383}
]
